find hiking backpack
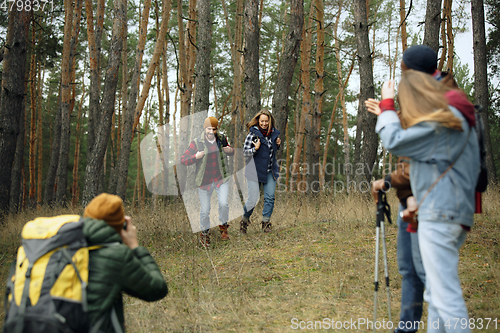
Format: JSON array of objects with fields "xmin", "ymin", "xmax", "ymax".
[{"xmin": 3, "ymin": 215, "xmax": 122, "ymax": 333}]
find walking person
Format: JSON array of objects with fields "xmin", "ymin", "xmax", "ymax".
[
  {"xmin": 368, "ymin": 71, "xmax": 479, "ymax": 333},
  {"xmin": 181, "ymin": 116, "xmax": 234, "ymax": 246},
  {"xmin": 240, "ymin": 109, "xmax": 281, "ymax": 233}
]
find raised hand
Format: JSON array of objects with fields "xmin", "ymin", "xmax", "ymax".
[{"xmin": 365, "ymin": 98, "xmax": 381, "ymax": 116}]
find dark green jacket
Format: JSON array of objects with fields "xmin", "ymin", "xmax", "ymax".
[{"xmin": 83, "ymin": 218, "xmax": 168, "ymax": 332}]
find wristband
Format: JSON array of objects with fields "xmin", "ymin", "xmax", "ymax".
[{"xmin": 379, "ymin": 98, "xmax": 395, "ymax": 112}]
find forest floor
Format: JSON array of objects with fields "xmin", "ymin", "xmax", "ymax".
[{"xmin": 0, "ymin": 190, "xmax": 499, "ymax": 332}]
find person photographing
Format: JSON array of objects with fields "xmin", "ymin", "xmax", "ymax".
[{"xmin": 368, "ymin": 71, "xmax": 479, "ymax": 333}]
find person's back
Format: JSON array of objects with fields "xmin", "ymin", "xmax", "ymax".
[{"xmin": 83, "ymin": 194, "xmax": 168, "ymax": 332}]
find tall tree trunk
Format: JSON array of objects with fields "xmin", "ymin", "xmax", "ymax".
[
  {"xmin": 175, "ymin": 0, "xmax": 191, "ymax": 193},
  {"xmin": 36, "ymin": 62, "xmax": 44, "ymax": 208},
  {"xmin": 57, "ymin": 0, "xmax": 83, "ymax": 204},
  {"xmin": 244, "ymin": 0, "xmax": 261, "ymax": 122},
  {"xmin": 301, "ymin": 5, "xmax": 314, "ymax": 193},
  {"xmin": 423, "ymin": 0, "xmax": 442, "ymax": 53},
  {"xmin": 221, "ymin": 0, "xmax": 244, "ymax": 149},
  {"xmin": 117, "ymin": 0, "xmax": 170, "ymax": 200},
  {"xmin": 131, "ymin": 0, "xmax": 171, "ymax": 135},
  {"xmin": 438, "ymin": 0, "xmax": 447, "ymax": 71},
  {"xmin": 115, "ymin": 0, "xmax": 149, "ymax": 200},
  {"xmin": 310, "ymin": 0, "xmax": 324, "ymax": 192},
  {"xmin": 272, "ymin": 0, "xmax": 303, "ymax": 161},
  {"xmin": 193, "ymin": 0, "xmax": 211, "ymax": 114},
  {"xmin": 29, "ymin": 30, "xmax": 37, "ymax": 206},
  {"xmin": 471, "ymin": 0, "xmax": 497, "ymax": 184},
  {"xmin": 86, "ymin": 0, "xmax": 106, "ymax": 156},
  {"xmin": 399, "ymin": 0, "xmax": 408, "ymax": 52},
  {"xmin": 72, "ymin": 87, "xmax": 86, "ymax": 207},
  {"xmin": 10, "ymin": 83, "xmax": 27, "ymax": 213},
  {"xmin": 108, "ymin": 13, "xmax": 129, "ymax": 195},
  {"xmin": 82, "ymin": 0, "xmax": 126, "ymax": 205},
  {"xmin": 354, "ymin": 0, "xmax": 377, "ymax": 186},
  {"xmin": 444, "ymin": 0, "xmax": 454, "ymax": 72},
  {"xmin": 0, "ymin": 4, "xmax": 31, "ymax": 214},
  {"xmin": 186, "ymin": 0, "xmax": 197, "ymax": 109},
  {"xmin": 45, "ymin": 90, "xmax": 62, "ymax": 205},
  {"xmin": 291, "ymin": 6, "xmax": 314, "ymax": 192}
]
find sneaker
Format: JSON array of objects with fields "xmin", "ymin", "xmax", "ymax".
[
  {"xmin": 219, "ymin": 224, "xmax": 230, "ymax": 240},
  {"xmin": 262, "ymin": 221, "xmax": 272, "ymax": 233}
]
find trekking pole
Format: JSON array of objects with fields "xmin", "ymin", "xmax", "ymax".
[{"xmin": 373, "ymin": 191, "xmax": 392, "ymax": 331}]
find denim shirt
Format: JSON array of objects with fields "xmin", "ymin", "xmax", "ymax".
[{"xmin": 376, "ymin": 106, "xmax": 480, "ymax": 227}]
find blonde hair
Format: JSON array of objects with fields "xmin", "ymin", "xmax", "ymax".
[
  {"xmin": 246, "ymin": 109, "xmax": 276, "ymax": 134},
  {"xmin": 397, "ymin": 70, "xmax": 463, "ymax": 131}
]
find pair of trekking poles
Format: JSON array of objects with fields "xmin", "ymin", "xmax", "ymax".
[{"xmin": 373, "ymin": 190, "xmax": 392, "ymax": 332}]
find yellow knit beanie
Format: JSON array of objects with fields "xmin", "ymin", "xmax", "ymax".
[{"xmin": 84, "ymin": 193, "xmax": 125, "ymax": 233}]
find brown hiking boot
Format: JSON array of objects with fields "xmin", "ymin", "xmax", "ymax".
[
  {"xmin": 199, "ymin": 232, "xmax": 210, "ymax": 247},
  {"xmin": 219, "ymin": 224, "xmax": 230, "ymax": 240},
  {"xmin": 262, "ymin": 221, "xmax": 272, "ymax": 233},
  {"xmin": 240, "ymin": 219, "xmax": 249, "ymax": 234}
]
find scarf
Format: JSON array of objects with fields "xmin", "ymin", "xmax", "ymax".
[{"xmin": 259, "ymin": 127, "xmax": 272, "ymax": 137}]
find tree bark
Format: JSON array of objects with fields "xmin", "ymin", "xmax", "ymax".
[
  {"xmin": 423, "ymin": 0, "xmax": 442, "ymax": 53},
  {"xmin": 471, "ymin": 0, "xmax": 497, "ymax": 184},
  {"xmin": 291, "ymin": 8, "xmax": 313, "ymax": 191},
  {"xmin": 221, "ymin": 0, "xmax": 244, "ymax": 148},
  {"xmin": 115, "ymin": 0, "xmax": 150, "ymax": 200},
  {"xmin": 176, "ymin": 0, "xmax": 195, "ymax": 193},
  {"xmin": 193, "ymin": 0, "xmax": 211, "ymax": 114},
  {"xmin": 310, "ymin": 0, "xmax": 324, "ymax": 192},
  {"xmin": 29, "ymin": 30, "xmax": 37, "ymax": 205},
  {"xmin": 57, "ymin": 0, "xmax": 83, "ymax": 204},
  {"xmin": 86, "ymin": 0, "xmax": 105, "ymax": 157},
  {"xmin": 82, "ymin": 0, "xmax": 126, "ymax": 205},
  {"xmin": 118, "ymin": 0, "xmax": 170, "ymax": 200},
  {"xmin": 10, "ymin": 84, "xmax": 27, "ymax": 213},
  {"xmin": 44, "ymin": 89, "xmax": 62, "ymax": 205},
  {"xmin": 36, "ymin": 62, "xmax": 44, "ymax": 208},
  {"xmin": 244, "ymin": 0, "xmax": 261, "ymax": 122},
  {"xmin": 302, "ymin": 5, "xmax": 314, "ymax": 193},
  {"xmin": 354, "ymin": 0, "xmax": 377, "ymax": 186},
  {"xmin": 72, "ymin": 90, "xmax": 85, "ymax": 207},
  {"xmin": 0, "ymin": 4, "xmax": 31, "ymax": 214},
  {"xmin": 272, "ymin": 0, "xmax": 303, "ymax": 162},
  {"xmin": 444, "ymin": 0, "xmax": 454, "ymax": 72}
]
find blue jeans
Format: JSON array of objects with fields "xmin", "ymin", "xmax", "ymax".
[
  {"xmin": 243, "ymin": 172, "xmax": 276, "ymax": 222},
  {"xmin": 396, "ymin": 204, "xmax": 426, "ymax": 332},
  {"xmin": 198, "ymin": 181, "xmax": 229, "ymax": 233},
  {"xmin": 418, "ymin": 221, "xmax": 470, "ymax": 333}
]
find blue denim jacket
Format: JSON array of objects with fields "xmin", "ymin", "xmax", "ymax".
[{"xmin": 376, "ymin": 106, "xmax": 479, "ymax": 227}]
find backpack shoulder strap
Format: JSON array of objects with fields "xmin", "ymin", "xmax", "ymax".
[{"xmin": 4, "ymin": 260, "xmax": 16, "ymax": 317}]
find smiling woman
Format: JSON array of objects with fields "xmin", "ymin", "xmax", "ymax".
[{"xmin": 241, "ymin": 109, "xmax": 282, "ymax": 234}]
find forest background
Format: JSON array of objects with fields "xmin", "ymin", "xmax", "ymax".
[
  {"xmin": 1, "ymin": 0, "xmax": 500, "ymax": 330},
  {"xmin": 0, "ymin": 0, "xmax": 499, "ymax": 210}
]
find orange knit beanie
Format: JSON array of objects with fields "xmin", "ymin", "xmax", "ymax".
[
  {"xmin": 84, "ymin": 193, "xmax": 125, "ymax": 233},
  {"xmin": 203, "ymin": 117, "xmax": 218, "ymax": 129}
]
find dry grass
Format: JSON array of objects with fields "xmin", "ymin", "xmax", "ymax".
[{"xmin": 0, "ymin": 190, "xmax": 499, "ymax": 332}]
